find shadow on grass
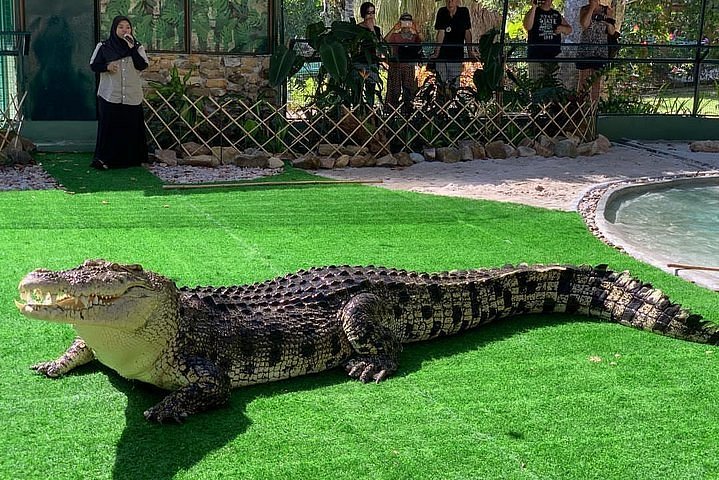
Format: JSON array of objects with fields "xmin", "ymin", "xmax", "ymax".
[{"xmin": 102, "ymin": 314, "xmax": 601, "ymax": 480}]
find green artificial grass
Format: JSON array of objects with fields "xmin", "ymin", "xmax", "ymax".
[{"xmin": 2, "ymin": 152, "xmax": 718, "ymax": 480}]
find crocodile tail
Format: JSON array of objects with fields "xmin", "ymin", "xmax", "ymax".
[{"xmin": 589, "ymin": 267, "xmax": 719, "ymax": 345}]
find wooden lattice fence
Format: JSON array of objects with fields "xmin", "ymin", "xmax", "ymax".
[{"xmin": 144, "ymin": 92, "xmax": 597, "ymax": 158}]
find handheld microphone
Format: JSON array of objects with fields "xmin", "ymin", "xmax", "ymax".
[{"xmin": 124, "ymin": 34, "xmax": 135, "ymax": 45}]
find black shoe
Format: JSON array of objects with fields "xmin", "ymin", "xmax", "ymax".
[{"xmin": 90, "ymin": 159, "xmax": 109, "ymax": 170}]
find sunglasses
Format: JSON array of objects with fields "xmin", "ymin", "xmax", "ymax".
[{"xmin": 366, "ymin": 10, "xmax": 375, "ymax": 14}]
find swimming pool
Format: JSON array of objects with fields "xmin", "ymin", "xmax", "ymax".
[{"xmin": 597, "ymin": 177, "xmax": 719, "ymax": 290}]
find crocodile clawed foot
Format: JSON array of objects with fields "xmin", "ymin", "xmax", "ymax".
[
  {"xmin": 30, "ymin": 361, "xmax": 63, "ymax": 378},
  {"xmin": 345, "ymin": 356, "xmax": 397, "ymax": 383},
  {"xmin": 143, "ymin": 404, "xmax": 189, "ymax": 424}
]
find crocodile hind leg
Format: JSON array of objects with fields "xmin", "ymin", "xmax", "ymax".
[{"xmin": 340, "ymin": 293, "xmax": 402, "ymax": 383}]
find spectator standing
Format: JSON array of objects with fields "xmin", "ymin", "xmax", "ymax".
[
  {"xmin": 89, "ymin": 15, "xmax": 149, "ymax": 169},
  {"xmin": 355, "ymin": 2, "xmax": 383, "ymax": 105},
  {"xmin": 575, "ymin": 0, "xmax": 616, "ymax": 102},
  {"xmin": 385, "ymin": 13, "xmax": 422, "ymax": 110},
  {"xmin": 430, "ymin": 0, "xmax": 474, "ymax": 88},
  {"xmin": 523, "ymin": 0, "xmax": 572, "ymax": 81}
]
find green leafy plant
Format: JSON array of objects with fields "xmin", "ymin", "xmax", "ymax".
[
  {"xmin": 269, "ymin": 20, "xmax": 388, "ymax": 108},
  {"xmin": 472, "ymin": 29, "xmax": 504, "ymax": 102}
]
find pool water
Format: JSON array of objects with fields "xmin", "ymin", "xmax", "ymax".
[{"xmin": 607, "ymin": 184, "xmax": 719, "ymax": 283}]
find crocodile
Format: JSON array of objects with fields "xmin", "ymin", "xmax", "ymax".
[{"xmin": 16, "ymin": 259, "xmax": 718, "ymax": 423}]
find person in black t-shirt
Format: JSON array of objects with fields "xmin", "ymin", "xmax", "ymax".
[
  {"xmin": 430, "ymin": 0, "xmax": 475, "ymax": 87},
  {"xmin": 523, "ymin": 0, "xmax": 572, "ymax": 81}
]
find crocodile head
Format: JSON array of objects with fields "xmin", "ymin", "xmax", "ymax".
[{"xmin": 16, "ymin": 259, "xmax": 179, "ymax": 331}]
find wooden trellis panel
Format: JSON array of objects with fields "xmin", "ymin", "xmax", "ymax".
[{"xmin": 144, "ymin": 93, "xmax": 597, "ymax": 158}]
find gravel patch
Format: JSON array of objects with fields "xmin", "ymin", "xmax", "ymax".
[
  {"xmin": 146, "ymin": 164, "xmax": 283, "ymax": 184},
  {"xmin": 0, "ymin": 165, "xmax": 59, "ymax": 191}
]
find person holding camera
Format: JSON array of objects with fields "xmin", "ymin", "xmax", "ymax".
[
  {"xmin": 576, "ymin": 0, "xmax": 616, "ymax": 102},
  {"xmin": 523, "ymin": 0, "xmax": 572, "ymax": 82},
  {"xmin": 384, "ymin": 13, "xmax": 422, "ymax": 110},
  {"xmin": 89, "ymin": 15, "xmax": 149, "ymax": 170}
]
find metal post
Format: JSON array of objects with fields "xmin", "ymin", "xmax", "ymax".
[
  {"xmin": 498, "ymin": 0, "xmax": 510, "ymax": 105},
  {"xmin": 692, "ymin": 0, "xmax": 708, "ymax": 116}
]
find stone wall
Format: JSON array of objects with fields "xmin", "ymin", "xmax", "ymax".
[{"xmin": 142, "ymin": 54, "xmax": 271, "ymax": 100}]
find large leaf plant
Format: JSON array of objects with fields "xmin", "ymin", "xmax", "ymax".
[{"xmin": 270, "ymin": 20, "xmax": 388, "ymax": 109}]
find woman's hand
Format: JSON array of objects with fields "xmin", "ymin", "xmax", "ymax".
[{"xmin": 107, "ymin": 61, "xmax": 120, "ymax": 73}]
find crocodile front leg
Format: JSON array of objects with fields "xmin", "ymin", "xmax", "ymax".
[
  {"xmin": 340, "ymin": 293, "xmax": 402, "ymax": 383},
  {"xmin": 143, "ymin": 356, "xmax": 230, "ymax": 423},
  {"xmin": 31, "ymin": 337, "xmax": 96, "ymax": 378}
]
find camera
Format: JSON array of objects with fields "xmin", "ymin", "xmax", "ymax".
[{"xmin": 592, "ymin": 13, "xmax": 606, "ymax": 21}]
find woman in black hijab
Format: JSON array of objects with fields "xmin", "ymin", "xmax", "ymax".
[{"xmin": 89, "ymin": 15, "xmax": 149, "ymax": 169}]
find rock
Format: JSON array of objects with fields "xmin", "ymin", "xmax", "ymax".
[
  {"xmin": 292, "ymin": 153, "xmax": 320, "ymax": 169},
  {"xmin": 181, "ymin": 142, "xmax": 211, "ymax": 157},
  {"xmin": 563, "ymin": 135, "xmax": 581, "ymax": 146},
  {"xmin": 503, "ymin": 144, "xmax": 517, "ymax": 158},
  {"xmin": 0, "ymin": 150, "xmax": 8, "ymax": 166},
  {"xmin": 485, "ymin": 140, "xmax": 507, "ymax": 159},
  {"xmin": 409, "ymin": 152, "xmax": 424, "ymax": 163},
  {"xmin": 690, "ymin": 140, "xmax": 719, "ymax": 153},
  {"xmin": 154, "ymin": 149, "xmax": 178, "ymax": 166},
  {"xmin": 423, "ymin": 147, "xmax": 436, "ymax": 161},
  {"xmin": 595, "ymin": 134, "xmax": 612, "ymax": 153},
  {"xmin": 458, "ymin": 139, "xmax": 483, "ymax": 160},
  {"xmin": 235, "ymin": 153, "xmax": 269, "ymax": 168},
  {"xmin": 319, "ymin": 156, "xmax": 336, "ymax": 169},
  {"xmin": 517, "ymin": 146, "xmax": 537, "ymax": 157},
  {"xmin": 459, "ymin": 145, "xmax": 474, "ymax": 161},
  {"xmin": 318, "ymin": 143, "xmax": 341, "ymax": 156},
  {"xmin": 555, "ymin": 139, "xmax": 578, "ymax": 158},
  {"xmin": 267, "ymin": 157, "xmax": 285, "ymax": 169},
  {"xmin": 518, "ymin": 137, "xmax": 534, "ymax": 148},
  {"xmin": 2, "ymin": 132, "xmax": 36, "ymax": 152},
  {"xmin": 471, "ymin": 143, "xmax": 486, "ymax": 159},
  {"xmin": 395, "ymin": 152, "xmax": 414, "ymax": 166},
  {"xmin": 533, "ymin": 140, "xmax": 555, "ymax": 157},
  {"xmin": 335, "ymin": 154, "xmax": 351, "ymax": 168},
  {"xmin": 436, "ymin": 147, "xmax": 461, "ymax": 163},
  {"xmin": 211, "ymin": 146, "xmax": 241, "ymax": 165},
  {"xmin": 537, "ymin": 135, "xmax": 556, "ymax": 150},
  {"xmin": 179, "ymin": 154, "xmax": 220, "ymax": 167},
  {"xmin": 3, "ymin": 148, "xmax": 34, "ymax": 166},
  {"xmin": 340, "ymin": 145, "xmax": 369, "ymax": 156},
  {"xmin": 349, "ymin": 155, "xmax": 367, "ymax": 167},
  {"xmin": 376, "ymin": 153, "xmax": 397, "ymax": 167},
  {"xmin": 577, "ymin": 141, "xmax": 598, "ymax": 157}
]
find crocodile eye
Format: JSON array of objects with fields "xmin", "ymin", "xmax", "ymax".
[{"xmin": 126, "ymin": 264, "xmax": 143, "ymax": 272}]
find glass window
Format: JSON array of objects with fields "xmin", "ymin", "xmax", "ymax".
[
  {"xmin": 190, "ymin": 0, "xmax": 269, "ymax": 54},
  {"xmin": 100, "ymin": 0, "xmax": 185, "ymax": 52}
]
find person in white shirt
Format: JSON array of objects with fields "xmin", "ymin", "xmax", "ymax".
[{"xmin": 89, "ymin": 15, "xmax": 149, "ymax": 169}]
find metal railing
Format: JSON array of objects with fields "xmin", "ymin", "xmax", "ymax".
[{"xmin": 287, "ymin": 38, "xmax": 719, "ymax": 117}]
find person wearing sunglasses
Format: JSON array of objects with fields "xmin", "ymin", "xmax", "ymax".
[{"xmin": 354, "ymin": 2, "xmax": 383, "ymax": 105}]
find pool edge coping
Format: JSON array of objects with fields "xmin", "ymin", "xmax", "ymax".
[{"xmin": 578, "ymin": 172, "xmax": 719, "ymax": 291}]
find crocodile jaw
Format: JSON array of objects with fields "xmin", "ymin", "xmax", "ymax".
[
  {"xmin": 16, "ymin": 260, "xmax": 174, "ymax": 331},
  {"xmin": 16, "ymin": 285, "xmax": 155, "ymax": 329}
]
